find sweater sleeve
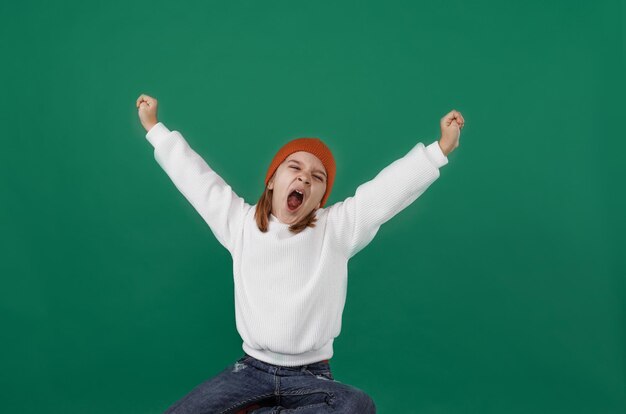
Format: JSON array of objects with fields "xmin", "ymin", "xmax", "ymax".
[
  {"xmin": 327, "ymin": 141, "xmax": 448, "ymax": 259},
  {"xmin": 145, "ymin": 122, "xmax": 250, "ymax": 254}
]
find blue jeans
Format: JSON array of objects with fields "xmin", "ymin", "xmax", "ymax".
[{"xmin": 163, "ymin": 353, "xmax": 376, "ymax": 413}]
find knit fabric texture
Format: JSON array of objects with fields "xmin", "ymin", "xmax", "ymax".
[{"xmin": 145, "ymin": 122, "xmax": 448, "ymax": 366}]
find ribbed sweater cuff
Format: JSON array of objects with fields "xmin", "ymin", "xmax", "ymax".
[
  {"xmin": 425, "ymin": 141, "xmax": 449, "ymax": 168},
  {"xmin": 145, "ymin": 122, "xmax": 171, "ymax": 147}
]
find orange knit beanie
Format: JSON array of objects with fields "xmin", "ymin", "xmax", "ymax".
[{"xmin": 265, "ymin": 137, "xmax": 336, "ymax": 208}]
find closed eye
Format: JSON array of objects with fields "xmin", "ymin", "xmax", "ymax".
[{"xmin": 290, "ymin": 166, "xmax": 323, "ymax": 181}]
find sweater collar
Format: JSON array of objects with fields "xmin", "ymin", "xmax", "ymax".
[
  {"xmin": 269, "ymin": 209, "xmax": 323, "ymax": 226},
  {"xmin": 270, "ymin": 213, "xmax": 289, "ymax": 225}
]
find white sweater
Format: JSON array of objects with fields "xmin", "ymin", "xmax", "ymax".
[{"xmin": 145, "ymin": 122, "xmax": 448, "ymax": 367}]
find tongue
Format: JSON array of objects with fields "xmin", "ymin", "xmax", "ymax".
[{"xmin": 287, "ymin": 193, "xmax": 302, "ymax": 210}]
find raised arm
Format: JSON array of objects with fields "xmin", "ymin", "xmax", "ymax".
[
  {"xmin": 326, "ymin": 141, "xmax": 448, "ymax": 259},
  {"xmin": 327, "ymin": 110, "xmax": 464, "ymax": 259},
  {"xmin": 144, "ymin": 122, "xmax": 250, "ymax": 254}
]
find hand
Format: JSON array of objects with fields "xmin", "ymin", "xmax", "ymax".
[
  {"xmin": 438, "ymin": 109, "xmax": 465, "ymax": 156},
  {"xmin": 136, "ymin": 94, "xmax": 159, "ymax": 132}
]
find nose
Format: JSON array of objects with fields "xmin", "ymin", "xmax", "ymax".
[{"xmin": 297, "ymin": 176, "xmax": 310, "ymax": 185}]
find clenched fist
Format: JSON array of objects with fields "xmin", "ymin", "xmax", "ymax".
[
  {"xmin": 136, "ymin": 94, "xmax": 159, "ymax": 132},
  {"xmin": 438, "ymin": 110, "xmax": 465, "ymax": 157}
]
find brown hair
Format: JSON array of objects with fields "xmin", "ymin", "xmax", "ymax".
[{"xmin": 254, "ymin": 172, "xmax": 318, "ymax": 234}]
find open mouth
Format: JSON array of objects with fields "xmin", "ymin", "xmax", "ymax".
[{"xmin": 287, "ymin": 189, "xmax": 304, "ymax": 211}]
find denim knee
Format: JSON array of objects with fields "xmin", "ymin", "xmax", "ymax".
[
  {"xmin": 341, "ymin": 388, "xmax": 376, "ymax": 413},
  {"xmin": 360, "ymin": 391, "xmax": 376, "ymax": 414}
]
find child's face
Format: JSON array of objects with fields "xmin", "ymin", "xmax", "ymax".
[{"xmin": 268, "ymin": 151, "xmax": 327, "ymax": 225}]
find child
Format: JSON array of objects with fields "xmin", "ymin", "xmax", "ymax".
[{"xmin": 136, "ymin": 94, "xmax": 464, "ymax": 413}]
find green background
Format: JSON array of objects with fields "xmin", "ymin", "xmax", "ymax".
[{"xmin": 1, "ymin": 1, "xmax": 624, "ymax": 413}]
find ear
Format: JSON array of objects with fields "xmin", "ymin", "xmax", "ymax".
[{"xmin": 267, "ymin": 178, "xmax": 274, "ymax": 191}]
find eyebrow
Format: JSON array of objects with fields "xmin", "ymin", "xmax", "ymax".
[{"xmin": 286, "ymin": 159, "xmax": 327, "ymax": 178}]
